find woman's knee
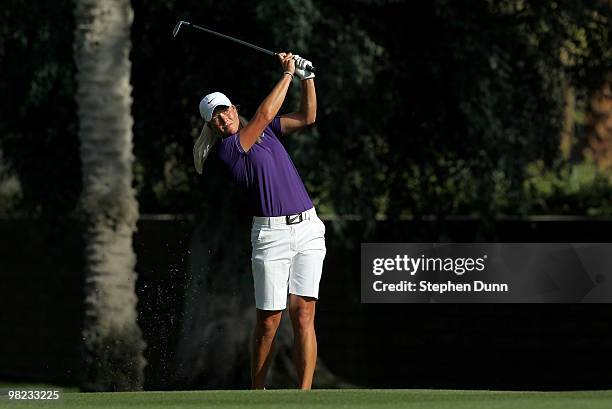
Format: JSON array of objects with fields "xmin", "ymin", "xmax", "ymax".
[
  {"xmin": 289, "ymin": 301, "xmax": 315, "ymax": 331},
  {"xmin": 255, "ymin": 310, "xmax": 282, "ymax": 336}
]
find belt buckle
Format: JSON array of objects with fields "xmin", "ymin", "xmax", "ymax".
[{"xmin": 285, "ymin": 213, "xmax": 303, "ymax": 225}]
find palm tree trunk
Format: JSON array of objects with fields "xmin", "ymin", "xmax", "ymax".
[
  {"xmin": 586, "ymin": 78, "xmax": 612, "ymax": 170},
  {"xmin": 73, "ymin": 0, "xmax": 146, "ymax": 391}
]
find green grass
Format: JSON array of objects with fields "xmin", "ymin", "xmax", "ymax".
[{"xmin": 2, "ymin": 389, "xmax": 612, "ymax": 409}]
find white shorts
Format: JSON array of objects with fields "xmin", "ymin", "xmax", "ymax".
[{"xmin": 251, "ymin": 207, "xmax": 326, "ymax": 310}]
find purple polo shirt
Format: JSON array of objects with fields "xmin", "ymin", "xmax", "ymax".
[{"xmin": 216, "ymin": 116, "xmax": 314, "ymax": 217}]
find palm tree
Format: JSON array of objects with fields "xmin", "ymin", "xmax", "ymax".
[
  {"xmin": 73, "ymin": 0, "xmax": 146, "ymax": 391},
  {"xmin": 586, "ymin": 79, "xmax": 612, "ymax": 170}
]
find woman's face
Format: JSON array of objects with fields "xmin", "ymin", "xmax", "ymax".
[{"xmin": 209, "ymin": 105, "xmax": 239, "ymax": 135}]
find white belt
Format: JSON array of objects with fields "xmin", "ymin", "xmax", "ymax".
[{"xmin": 253, "ymin": 207, "xmax": 316, "ymax": 226}]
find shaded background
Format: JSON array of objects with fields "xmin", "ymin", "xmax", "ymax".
[{"xmin": 1, "ymin": 0, "xmax": 611, "ymax": 391}]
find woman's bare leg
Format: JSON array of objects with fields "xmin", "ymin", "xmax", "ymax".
[
  {"xmin": 288, "ymin": 294, "xmax": 317, "ymax": 389},
  {"xmin": 251, "ymin": 308, "xmax": 283, "ymax": 389}
]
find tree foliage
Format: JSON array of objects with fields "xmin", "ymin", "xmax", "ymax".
[{"xmin": 0, "ymin": 0, "xmax": 79, "ymax": 218}]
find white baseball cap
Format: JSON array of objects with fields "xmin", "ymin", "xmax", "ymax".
[{"xmin": 199, "ymin": 92, "xmax": 232, "ymax": 122}]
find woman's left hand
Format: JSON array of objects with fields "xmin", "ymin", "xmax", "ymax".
[{"xmin": 277, "ymin": 52, "xmax": 295, "ymax": 75}]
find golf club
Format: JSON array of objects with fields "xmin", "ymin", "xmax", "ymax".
[{"xmin": 173, "ymin": 20, "xmax": 317, "ymax": 72}]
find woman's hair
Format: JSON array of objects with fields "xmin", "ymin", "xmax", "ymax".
[{"xmin": 193, "ymin": 114, "xmax": 249, "ymax": 175}]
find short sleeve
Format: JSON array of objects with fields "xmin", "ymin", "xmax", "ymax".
[{"xmin": 268, "ymin": 116, "xmax": 283, "ymax": 138}]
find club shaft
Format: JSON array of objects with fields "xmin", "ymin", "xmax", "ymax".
[
  {"xmin": 187, "ymin": 22, "xmax": 276, "ymax": 57},
  {"xmin": 176, "ymin": 21, "xmax": 317, "ymax": 72}
]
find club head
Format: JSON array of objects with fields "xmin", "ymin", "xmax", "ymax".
[{"xmin": 173, "ymin": 21, "xmax": 187, "ymax": 38}]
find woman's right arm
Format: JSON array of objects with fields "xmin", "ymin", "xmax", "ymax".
[{"xmin": 238, "ymin": 52, "xmax": 295, "ymax": 152}]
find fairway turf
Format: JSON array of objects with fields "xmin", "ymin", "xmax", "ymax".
[{"xmin": 3, "ymin": 389, "xmax": 612, "ymax": 409}]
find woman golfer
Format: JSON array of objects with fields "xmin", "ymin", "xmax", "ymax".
[{"xmin": 193, "ymin": 53, "xmax": 325, "ymax": 390}]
